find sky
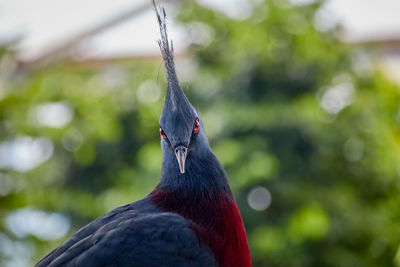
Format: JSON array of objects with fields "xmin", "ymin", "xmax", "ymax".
[{"xmin": 0, "ymin": 0, "xmax": 400, "ymax": 61}]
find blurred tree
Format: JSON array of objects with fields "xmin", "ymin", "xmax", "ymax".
[{"xmin": 0, "ymin": 0, "xmax": 399, "ymax": 266}]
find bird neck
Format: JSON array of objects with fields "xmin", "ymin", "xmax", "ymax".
[
  {"xmin": 151, "ymin": 150, "xmax": 252, "ymax": 267},
  {"xmin": 159, "ymin": 148, "xmax": 229, "ymax": 192}
]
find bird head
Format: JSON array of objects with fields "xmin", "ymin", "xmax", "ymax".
[{"xmin": 154, "ymin": 2, "xmax": 209, "ymax": 174}]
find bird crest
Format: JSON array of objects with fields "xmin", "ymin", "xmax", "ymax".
[{"xmin": 153, "ymin": 0, "xmax": 191, "ymax": 112}]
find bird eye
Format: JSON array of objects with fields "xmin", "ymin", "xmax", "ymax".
[
  {"xmin": 193, "ymin": 119, "xmax": 200, "ymax": 134},
  {"xmin": 160, "ymin": 128, "xmax": 167, "ymax": 139}
]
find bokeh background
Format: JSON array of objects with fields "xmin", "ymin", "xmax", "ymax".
[{"xmin": 1, "ymin": 0, "xmax": 400, "ymax": 266}]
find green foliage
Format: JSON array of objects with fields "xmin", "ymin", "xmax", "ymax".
[{"xmin": 1, "ymin": 0, "xmax": 400, "ymax": 266}]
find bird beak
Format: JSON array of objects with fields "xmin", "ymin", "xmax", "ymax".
[{"xmin": 174, "ymin": 145, "xmax": 188, "ymax": 174}]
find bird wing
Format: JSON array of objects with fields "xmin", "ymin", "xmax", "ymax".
[{"xmin": 36, "ymin": 199, "xmax": 216, "ymax": 267}]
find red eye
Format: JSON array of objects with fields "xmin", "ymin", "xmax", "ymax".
[
  {"xmin": 193, "ymin": 120, "xmax": 200, "ymax": 133},
  {"xmin": 160, "ymin": 128, "xmax": 167, "ymax": 139}
]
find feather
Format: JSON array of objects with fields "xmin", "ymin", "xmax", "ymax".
[{"xmin": 152, "ymin": 0, "xmax": 179, "ymax": 91}]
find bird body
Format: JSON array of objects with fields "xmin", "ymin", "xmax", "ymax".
[
  {"xmin": 150, "ymin": 149, "xmax": 251, "ymax": 267},
  {"xmin": 37, "ymin": 152, "xmax": 250, "ymax": 267},
  {"xmin": 36, "ymin": 197, "xmax": 215, "ymax": 266},
  {"xmin": 36, "ymin": 2, "xmax": 251, "ymax": 266}
]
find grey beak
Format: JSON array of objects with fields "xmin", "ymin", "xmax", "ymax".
[{"xmin": 174, "ymin": 146, "xmax": 188, "ymax": 174}]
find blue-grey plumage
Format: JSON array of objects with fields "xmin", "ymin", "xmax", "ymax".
[
  {"xmin": 153, "ymin": 0, "xmax": 212, "ymax": 175},
  {"xmin": 36, "ymin": 198, "xmax": 216, "ymax": 267},
  {"xmin": 35, "ymin": 1, "xmax": 251, "ymax": 266}
]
